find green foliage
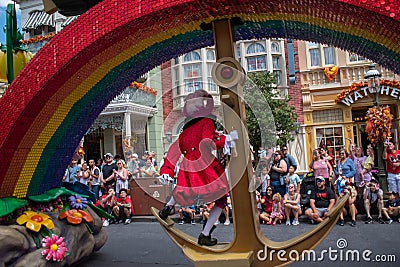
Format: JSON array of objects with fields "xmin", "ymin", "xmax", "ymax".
[
  {"xmin": 243, "ymin": 71, "xmax": 298, "ymax": 149},
  {"xmin": 0, "ymin": 197, "xmax": 27, "ymax": 217}
]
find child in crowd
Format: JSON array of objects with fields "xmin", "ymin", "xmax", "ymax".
[
  {"xmin": 270, "ymin": 193, "xmax": 284, "ymax": 225},
  {"xmin": 286, "ymin": 165, "xmax": 301, "ymax": 193}
]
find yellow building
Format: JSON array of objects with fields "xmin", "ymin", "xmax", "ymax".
[{"xmin": 298, "ymin": 41, "xmax": 400, "ymax": 167}]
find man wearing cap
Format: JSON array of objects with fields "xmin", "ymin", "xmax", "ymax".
[
  {"xmin": 305, "ymin": 176, "xmax": 335, "ymax": 223},
  {"xmin": 127, "ymin": 152, "xmax": 140, "ymax": 178},
  {"xmin": 382, "ymin": 191, "xmax": 400, "ymax": 224},
  {"xmin": 363, "ymin": 179, "xmax": 384, "ymax": 224},
  {"xmin": 102, "ymin": 153, "xmax": 118, "ymax": 194}
]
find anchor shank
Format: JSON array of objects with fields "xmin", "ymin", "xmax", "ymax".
[{"xmin": 212, "ymin": 19, "xmax": 260, "ymax": 251}]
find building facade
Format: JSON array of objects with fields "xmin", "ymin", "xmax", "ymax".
[
  {"xmin": 298, "ymin": 41, "xmax": 400, "ymax": 166},
  {"xmin": 16, "ymin": 0, "xmax": 162, "ymax": 163}
]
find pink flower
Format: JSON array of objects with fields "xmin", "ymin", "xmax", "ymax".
[{"xmin": 41, "ymin": 234, "xmax": 67, "ymax": 262}]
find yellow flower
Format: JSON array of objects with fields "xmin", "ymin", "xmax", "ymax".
[{"xmin": 16, "ymin": 211, "xmax": 55, "ymax": 232}]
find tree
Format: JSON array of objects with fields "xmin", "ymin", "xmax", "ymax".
[{"xmin": 243, "ymin": 71, "xmax": 298, "ymax": 150}]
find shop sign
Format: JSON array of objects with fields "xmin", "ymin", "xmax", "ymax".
[{"xmin": 340, "ymin": 86, "xmax": 400, "ymax": 106}]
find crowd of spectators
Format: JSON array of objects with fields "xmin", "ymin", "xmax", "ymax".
[
  {"xmin": 254, "ymin": 140, "xmax": 400, "ymax": 227},
  {"xmin": 62, "ymin": 138, "xmax": 400, "ymax": 228}
]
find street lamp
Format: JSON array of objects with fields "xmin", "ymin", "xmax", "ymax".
[
  {"xmin": 364, "ymin": 64, "xmax": 386, "ymax": 191},
  {"xmin": 364, "ymin": 64, "xmax": 382, "ymax": 107}
]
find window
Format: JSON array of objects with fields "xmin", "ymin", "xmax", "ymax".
[
  {"xmin": 206, "ymin": 50, "xmax": 215, "ymax": 61},
  {"xmin": 174, "ymin": 57, "xmax": 179, "ymax": 65},
  {"xmin": 273, "ymin": 70, "xmax": 281, "ymax": 85},
  {"xmin": 309, "ymin": 42, "xmax": 321, "ymax": 67},
  {"xmin": 247, "ymin": 43, "xmax": 266, "ymax": 54},
  {"xmin": 312, "ymin": 109, "xmax": 343, "ymax": 123},
  {"xmin": 174, "ymin": 68, "xmax": 181, "ymax": 96},
  {"xmin": 184, "ymin": 79, "xmax": 203, "ymax": 93},
  {"xmin": 247, "ymin": 56, "xmax": 267, "ymax": 71},
  {"xmin": 271, "ymin": 42, "xmax": 280, "ymax": 53},
  {"xmin": 323, "ymin": 47, "xmax": 335, "ymax": 65},
  {"xmin": 207, "ymin": 63, "xmax": 217, "ymax": 91},
  {"xmin": 349, "ymin": 52, "xmax": 366, "ymax": 62},
  {"xmin": 308, "ymin": 42, "xmax": 336, "ymax": 67},
  {"xmin": 184, "ymin": 64, "xmax": 202, "ymax": 93},
  {"xmin": 184, "ymin": 51, "xmax": 201, "ymax": 62},
  {"xmin": 315, "ymin": 127, "xmax": 344, "ymax": 160},
  {"xmin": 272, "ymin": 56, "xmax": 280, "ymax": 69}
]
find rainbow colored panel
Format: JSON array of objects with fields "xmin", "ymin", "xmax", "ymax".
[{"xmin": 0, "ymin": 0, "xmax": 400, "ymax": 198}]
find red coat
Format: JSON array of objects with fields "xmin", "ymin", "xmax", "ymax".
[{"xmin": 161, "ymin": 117, "xmax": 228, "ymax": 205}]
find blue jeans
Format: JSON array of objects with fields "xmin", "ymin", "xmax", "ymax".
[{"xmin": 270, "ymin": 180, "xmax": 285, "ymax": 198}]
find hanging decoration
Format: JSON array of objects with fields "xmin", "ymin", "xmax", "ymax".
[
  {"xmin": 324, "ymin": 66, "xmax": 339, "ymax": 81},
  {"xmin": 335, "ymin": 79, "xmax": 400, "ymax": 103},
  {"xmin": 365, "ymin": 105, "xmax": 393, "ymax": 145}
]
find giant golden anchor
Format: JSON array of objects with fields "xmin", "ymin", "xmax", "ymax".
[{"xmin": 152, "ymin": 18, "xmax": 347, "ymax": 267}]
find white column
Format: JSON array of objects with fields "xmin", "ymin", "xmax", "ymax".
[{"xmin": 124, "ymin": 112, "xmax": 131, "ymax": 139}]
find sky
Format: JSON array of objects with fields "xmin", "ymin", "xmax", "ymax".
[{"xmin": 0, "ymin": 0, "xmax": 21, "ymax": 45}]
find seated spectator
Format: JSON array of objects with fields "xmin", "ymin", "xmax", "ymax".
[
  {"xmin": 299, "ymin": 173, "xmax": 316, "ymax": 212},
  {"xmin": 364, "ymin": 179, "xmax": 385, "ymax": 224},
  {"xmin": 100, "ymin": 188, "xmax": 117, "ymax": 226},
  {"xmin": 270, "ymin": 193, "xmax": 284, "ymax": 225},
  {"xmin": 178, "ymin": 205, "xmax": 196, "ymax": 225},
  {"xmin": 202, "ymin": 202, "xmax": 214, "ymax": 223},
  {"xmin": 338, "ymin": 183, "xmax": 358, "ymax": 227},
  {"xmin": 305, "ymin": 176, "xmax": 335, "ymax": 223},
  {"xmin": 284, "ymin": 184, "xmax": 302, "ymax": 226},
  {"xmin": 259, "ymin": 186, "xmax": 274, "ymax": 224},
  {"xmin": 382, "ymin": 191, "xmax": 400, "ymax": 224},
  {"xmin": 112, "ymin": 188, "xmax": 132, "ymax": 224}
]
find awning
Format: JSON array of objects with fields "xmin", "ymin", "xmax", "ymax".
[
  {"xmin": 22, "ymin": 10, "xmax": 55, "ymax": 30},
  {"xmin": 61, "ymin": 15, "xmax": 79, "ymax": 28}
]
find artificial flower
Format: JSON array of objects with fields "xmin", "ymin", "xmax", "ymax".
[
  {"xmin": 365, "ymin": 105, "xmax": 393, "ymax": 145},
  {"xmin": 16, "ymin": 211, "xmax": 54, "ymax": 232},
  {"xmin": 335, "ymin": 79, "xmax": 400, "ymax": 102},
  {"xmin": 129, "ymin": 81, "xmax": 157, "ymax": 96},
  {"xmin": 68, "ymin": 194, "xmax": 88, "ymax": 210},
  {"xmin": 41, "ymin": 234, "xmax": 67, "ymax": 262},
  {"xmin": 59, "ymin": 209, "xmax": 92, "ymax": 224},
  {"xmin": 324, "ymin": 66, "xmax": 339, "ymax": 81}
]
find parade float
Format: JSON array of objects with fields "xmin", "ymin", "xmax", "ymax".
[{"xmin": 1, "ymin": 0, "xmax": 400, "ymax": 266}]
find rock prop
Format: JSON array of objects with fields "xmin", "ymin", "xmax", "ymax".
[{"xmin": 0, "ymin": 188, "xmax": 109, "ymax": 266}]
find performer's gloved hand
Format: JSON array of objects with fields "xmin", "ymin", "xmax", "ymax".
[
  {"xmin": 159, "ymin": 174, "xmax": 173, "ymax": 184},
  {"xmin": 229, "ymin": 130, "xmax": 239, "ymax": 140}
]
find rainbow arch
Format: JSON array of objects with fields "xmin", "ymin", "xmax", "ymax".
[{"xmin": 1, "ymin": 0, "xmax": 400, "ymax": 198}]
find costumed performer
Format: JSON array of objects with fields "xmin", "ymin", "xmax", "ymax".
[{"xmin": 158, "ymin": 89, "xmax": 236, "ymax": 246}]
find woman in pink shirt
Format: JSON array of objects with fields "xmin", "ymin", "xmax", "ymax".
[{"xmin": 310, "ymin": 148, "xmax": 333, "ymax": 185}]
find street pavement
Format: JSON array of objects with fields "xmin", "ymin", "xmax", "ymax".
[{"xmin": 77, "ymin": 220, "xmax": 399, "ymax": 267}]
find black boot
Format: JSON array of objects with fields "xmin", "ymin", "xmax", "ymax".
[
  {"xmin": 159, "ymin": 205, "xmax": 173, "ymax": 220},
  {"xmin": 198, "ymin": 233, "xmax": 218, "ymax": 246}
]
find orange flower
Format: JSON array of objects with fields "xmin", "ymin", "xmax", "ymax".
[
  {"xmin": 129, "ymin": 81, "xmax": 157, "ymax": 96},
  {"xmin": 365, "ymin": 106, "xmax": 393, "ymax": 145},
  {"xmin": 59, "ymin": 209, "xmax": 92, "ymax": 224}
]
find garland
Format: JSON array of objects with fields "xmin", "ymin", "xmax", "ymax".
[
  {"xmin": 335, "ymin": 79, "xmax": 400, "ymax": 103},
  {"xmin": 129, "ymin": 81, "xmax": 157, "ymax": 96},
  {"xmin": 365, "ymin": 105, "xmax": 393, "ymax": 145},
  {"xmin": 20, "ymin": 33, "xmax": 56, "ymax": 45}
]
